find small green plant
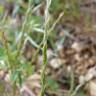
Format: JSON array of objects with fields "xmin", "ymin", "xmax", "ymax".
[
  {"xmin": 40, "ymin": 0, "xmax": 51, "ymax": 96},
  {"xmin": 0, "ymin": 0, "xmax": 43, "ymax": 95}
]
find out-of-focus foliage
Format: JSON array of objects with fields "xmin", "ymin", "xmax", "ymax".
[{"xmin": 50, "ymin": 0, "xmax": 80, "ymax": 19}]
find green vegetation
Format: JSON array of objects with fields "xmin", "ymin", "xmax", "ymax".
[{"xmin": 0, "ymin": 0, "xmax": 93, "ymax": 96}]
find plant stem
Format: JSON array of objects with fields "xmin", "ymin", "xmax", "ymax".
[
  {"xmin": 40, "ymin": 0, "xmax": 51, "ymax": 96},
  {"xmin": 68, "ymin": 68, "xmax": 75, "ymax": 96},
  {"xmin": 40, "ymin": 43, "xmax": 47, "ymax": 96},
  {"xmin": 2, "ymin": 32, "xmax": 13, "ymax": 70},
  {"xmin": 16, "ymin": 2, "xmax": 32, "ymax": 59}
]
